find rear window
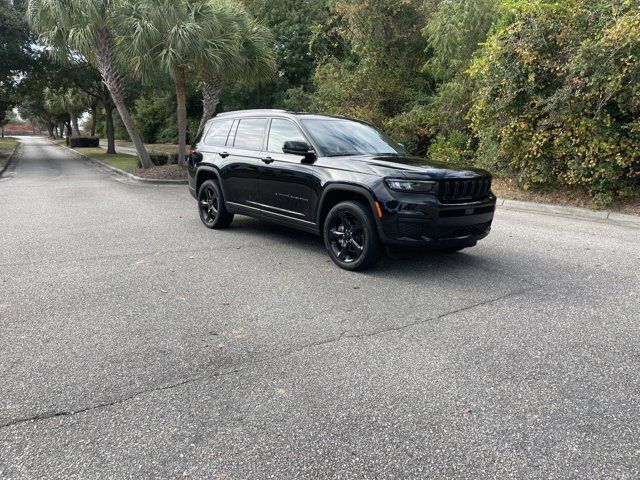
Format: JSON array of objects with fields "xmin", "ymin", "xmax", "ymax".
[
  {"xmin": 233, "ymin": 118, "xmax": 268, "ymax": 150},
  {"xmin": 204, "ymin": 119, "xmax": 234, "ymax": 146}
]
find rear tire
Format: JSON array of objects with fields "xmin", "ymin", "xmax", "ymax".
[
  {"xmin": 323, "ymin": 201, "xmax": 381, "ymax": 271},
  {"xmin": 198, "ymin": 180, "xmax": 233, "ymax": 229}
]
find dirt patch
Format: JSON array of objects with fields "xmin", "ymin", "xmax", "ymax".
[
  {"xmin": 492, "ymin": 178, "xmax": 640, "ymax": 216},
  {"xmin": 125, "ymin": 164, "xmax": 187, "ymax": 181}
]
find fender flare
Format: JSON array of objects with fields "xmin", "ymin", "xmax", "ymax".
[
  {"xmin": 195, "ymin": 166, "xmax": 227, "ymax": 199},
  {"xmin": 316, "ymin": 183, "xmax": 383, "ymax": 234}
]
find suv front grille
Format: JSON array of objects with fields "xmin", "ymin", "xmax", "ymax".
[{"xmin": 439, "ymin": 178, "xmax": 492, "ymax": 203}]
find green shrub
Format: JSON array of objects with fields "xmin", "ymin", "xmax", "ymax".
[
  {"xmin": 428, "ymin": 131, "xmax": 474, "ymax": 165},
  {"xmin": 470, "ymin": 0, "xmax": 640, "ymax": 204},
  {"xmin": 151, "ymin": 152, "xmax": 178, "ymax": 166}
]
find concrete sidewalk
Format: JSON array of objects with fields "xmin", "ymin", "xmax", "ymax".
[{"xmin": 97, "ymin": 139, "xmax": 138, "ymax": 156}]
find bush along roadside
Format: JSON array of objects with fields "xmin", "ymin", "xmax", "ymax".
[
  {"xmin": 469, "ymin": 0, "xmax": 640, "ymax": 207},
  {"xmin": 144, "ymin": 152, "xmax": 180, "ymax": 167}
]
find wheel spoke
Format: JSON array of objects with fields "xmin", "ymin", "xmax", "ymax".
[
  {"xmin": 349, "ymin": 238, "xmax": 363, "ymax": 252},
  {"xmin": 329, "ymin": 228, "xmax": 345, "ymax": 240},
  {"xmin": 337, "ymin": 245, "xmax": 349, "ymax": 260}
]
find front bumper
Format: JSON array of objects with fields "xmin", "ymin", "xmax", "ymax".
[{"xmin": 375, "ymin": 192, "xmax": 497, "ymax": 248}]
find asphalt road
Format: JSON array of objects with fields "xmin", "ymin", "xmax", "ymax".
[{"xmin": 1, "ymin": 137, "xmax": 639, "ymax": 479}]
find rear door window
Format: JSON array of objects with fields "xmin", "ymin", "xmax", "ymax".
[
  {"xmin": 233, "ymin": 118, "xmax": 268, "ymax": 150},
  {"xmin": 204, "ymin": 119, "xmax": 234, "ymax": 146}
]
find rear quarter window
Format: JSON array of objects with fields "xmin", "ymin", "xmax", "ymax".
[{"xmin": 204, "ymin": 119, "xmax": 234, "ymax": 146}]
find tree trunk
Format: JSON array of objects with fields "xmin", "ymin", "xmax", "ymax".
[
  {"xmin": 104, "ymin": 77, "xmax": 153, "ymax": 168},
  {"xmin": 90, "ymin": 104, "xmax": 97, "ymax": 136},
  {"xmin": 175, "ymin": 70, "xmax": 188, "ymax": 166},
  {"xmin": 94, "ymin": 31, "xmax": 153, "ymax": 168},
  {"xmin": 1, "ymin": 126, "xmax": 4, "ymax": 138},
  {"xmin": 198, "ymin": 76, "xmax": 224, "ymax": 135},
  {"xmin": 47, "ymin": 123, "xmax": 54, "ymax": 138},
  {"xmin": 104, "ymin": 105, "xmax": 116, "ymax": 154},
  {"xmin": 71, "ymin": 113, "xmax": 81, "ymax": 136}
]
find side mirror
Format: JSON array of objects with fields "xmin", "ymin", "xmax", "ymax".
[{"xmin": 283, "ymin": 140, "xmax": 316, "ymax": 161}]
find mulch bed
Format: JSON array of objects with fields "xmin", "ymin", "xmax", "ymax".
[{"xmin": 125, "ymin": 164, "xmax": 187, "ymax": 180}]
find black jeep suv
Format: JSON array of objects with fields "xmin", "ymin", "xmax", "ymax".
[{"xmin": 188, "ymin": 110, "xmax": 496, "ymax": 270}]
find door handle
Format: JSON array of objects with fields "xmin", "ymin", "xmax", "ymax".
[
  {"xmin": 260, "ymin": 157, "xmax": 275, "ymax": 164},
  {"xmin": 219, "ymin": 151, "xmax": 229, "ymax": 158}
]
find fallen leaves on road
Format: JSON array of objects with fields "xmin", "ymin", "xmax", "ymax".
[{"xmin": 233, "ymin": 329, "xmax": 246, "ymax": 339}]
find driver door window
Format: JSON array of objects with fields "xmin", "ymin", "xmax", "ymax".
[{"xmin": 267, "ymin": 119, "xmax": 307, "ymax": 153}]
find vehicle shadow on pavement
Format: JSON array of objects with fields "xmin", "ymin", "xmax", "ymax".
[{"xmin": 227, "ymin": 217, "xmax": 491, "ymax": 277}]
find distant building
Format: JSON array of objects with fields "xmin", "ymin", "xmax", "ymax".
[{"xmin": 1, "ymin": 124, "xmax": 41, "ymax": 137}]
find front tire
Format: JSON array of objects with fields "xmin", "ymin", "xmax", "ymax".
[
  {"xmin": 198, "ymin": 180, "xmax": 233, "ymax": 229},
  {"xmin": 323, "ymin": 201, "xmax": 381, "ymax": 271}
]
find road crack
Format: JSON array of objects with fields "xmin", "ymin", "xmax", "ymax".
[
  {"xmin": 283, "ymin": 286, "xmax": 535, "ymax": 356},
  {"xmin": 0, "ymin": 287, "xmax": 533, "ymax": 431}
]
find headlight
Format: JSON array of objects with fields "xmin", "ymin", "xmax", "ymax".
[{"xmin": 385, "ymin": 178, "xmax": 437, "ymax": 193}]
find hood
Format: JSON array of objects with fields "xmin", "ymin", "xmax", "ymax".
[{"xmin": 317, "ymin": 154, "xmax": 491, "ymax": 179}]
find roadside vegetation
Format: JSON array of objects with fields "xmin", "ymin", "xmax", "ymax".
[
  {"xmin": 0, "ymin": 137, "xmax": 19, "ymax": 162},
  {"xmin": 0, "ymin": 137, "xmax": 18, "ymax": 177},
  {"xmin": 77, "ymin": 148, "xmax": 137, "ymax": 171},
  {"xmin": 1, "ymin": 0, "xmax": 638, "ymax": 209}
]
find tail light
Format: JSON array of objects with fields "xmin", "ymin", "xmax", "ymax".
[{"xmin": 188, "ymin": 146, "xmax": 196, "ymax": 154}]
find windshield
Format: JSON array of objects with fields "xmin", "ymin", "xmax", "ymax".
[{"xmin": 301, "ymin": 119, "xmax": 406, "ymax": 157}]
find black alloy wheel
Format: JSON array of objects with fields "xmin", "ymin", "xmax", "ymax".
[
  {"xmin": 198, "ymin": 179, "xmax": 233, "ymax": 229},
  {"xmin": 324, "ymin": 201, "xmax": 381, "ymax": 271}
]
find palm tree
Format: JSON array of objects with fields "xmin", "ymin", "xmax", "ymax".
[
  {"xmin": 117, "ymin": 0, "xmax": 275, "ymax": 164},
  {"xmin": 197, "ymin": 10, "xmax": 276, "ymax": 134},
  {"xmin": 117, "ymin": 0, "xmax": 235, "ymax": 165},
  {"xmin": 43, "ymin": 87, "xmax": 86, "ymax": 137},
  {"xmin": 63, "ymin": 88, "xmax": 88, "ymax": 135},
  {"xmin": 42, "ymin": 87, "xmax": 73, "ymax": 137},
  {"xmin": 28, "ymin": 0, "xmax": 154, "ymax": 168}
]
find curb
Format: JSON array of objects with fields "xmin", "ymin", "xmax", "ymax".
[
  {"xmin": 53, "ymin": 141, "xmax": 188, "ymax": 185},
  {"xmin": 497, "ymin": 198, "xmax": 640, "ymax": 227},
  {"xmin": 0, "ymin": 141, "xmax": 21, "ymax": 178}
]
